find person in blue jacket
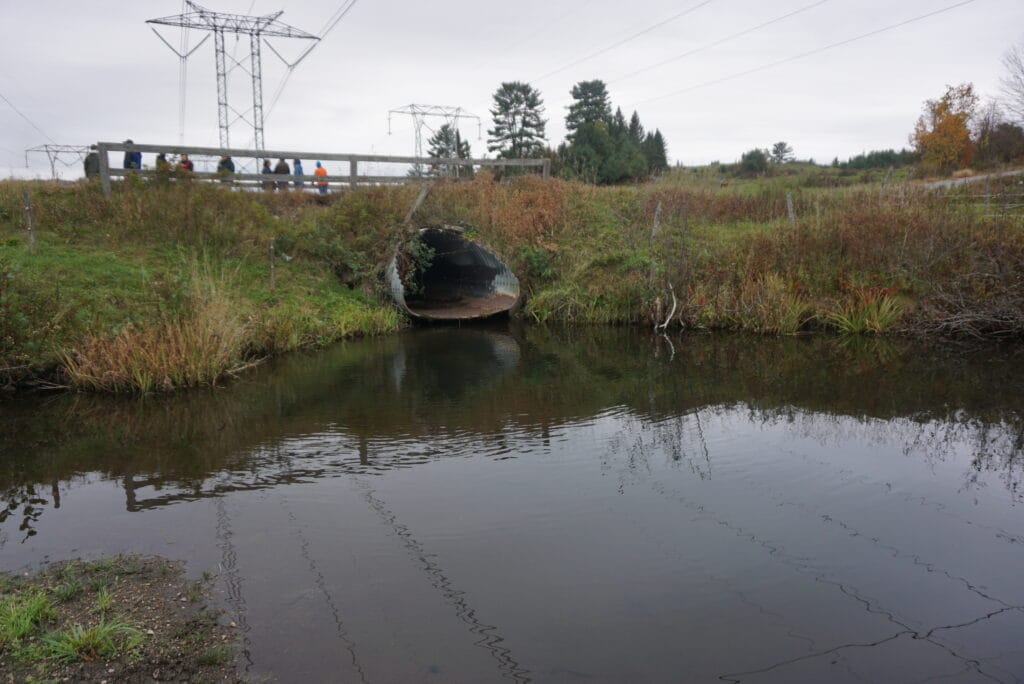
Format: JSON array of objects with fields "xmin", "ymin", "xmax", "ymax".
[
  {"xmin": 293, "ymin": 159, "xmax": 304, "ymax": 189},
  {"xmin": 122, "ymin": 140, "xmax": 142, "ymax": 170}
]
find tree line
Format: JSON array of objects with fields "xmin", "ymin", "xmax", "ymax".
[{"xmin": 425, "ymin": 79, "xmax": 669, "ymax": 184}]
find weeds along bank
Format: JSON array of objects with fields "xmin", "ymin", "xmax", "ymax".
[{"xmin": 1, "ymin": 173, "xmax": 1022, "ymax": 392}]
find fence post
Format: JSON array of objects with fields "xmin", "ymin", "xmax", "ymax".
[
  {"xmin": 98, "ymin": 143, "xmax": 111, "ymax": 196},
  {"xmin": 268, "ymin": 238, "xmax": 276, "ymax": 293},
  {"xmin": 349, "ymin": 159, "xmax": 358, "ymax": 189},
  {"xmin": 786, "ymin": 192, "xmax": 795, "ymax": 225},
  {"xmin": 21, "ymin": 189, "xmax": 35, "ymax": 254},
  {"xmin": 542, "ymin": 158, "xmax": 551, "ymax": 180}
]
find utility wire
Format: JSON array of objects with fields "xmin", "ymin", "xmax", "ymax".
[
  {"xmin": 0, "ymin": 89, "xmax": 55, "ymax": 143},
  {"xmin": 533, "ymin": 0, "xmax": 718, "ymax": 83},
  {"xmin": 609, "ymin": 0, "xmax": 832, "ymax": 85},
  {"xmin": 632, "ymin": 0, "xmax": 980, "ymax": 107},
  {"xmin": 265, "ymin": 0, "xmax": 359, "ymax": 120},
  {"xmin": 470, "ymin": 0, "xmax": 594, "ymax": 74}
]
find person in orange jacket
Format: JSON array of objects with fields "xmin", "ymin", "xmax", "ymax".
[{"xmin": 314, "ymin": 161, "xmax": 328, "ymax": 194}]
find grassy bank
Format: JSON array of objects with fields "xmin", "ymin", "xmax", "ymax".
[
  {"xmin": 1, "ymin": 169, "xmax": 1022, "ymax": 392},
  {"xmin": 0, "ymin": 556, "xmax": 240, "ymax": 682}
]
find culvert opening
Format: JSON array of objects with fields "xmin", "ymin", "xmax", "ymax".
[{"xmin": 387, "ymin": 227, "xmax": 520, "ymax": 321}]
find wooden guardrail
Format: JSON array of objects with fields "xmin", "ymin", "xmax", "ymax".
[{"xmin": 96, "ymin": 141, "xmax": 550, "ymax": 195}]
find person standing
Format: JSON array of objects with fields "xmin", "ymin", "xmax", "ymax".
[
  {"xmin": 314, "ymin": 161, "xmax": 328, "ymax": 194},
  {"xmin": 122, "ymin": 140, "xmax": 141, "ymax": 170},
  {"xmin": 273, "ymin": 158, "xmax": 290, "ymax": 191},
  {"xmin": 293, "ymin": 159, "xmax": 304, "ymax": 189},
  {"xmin": 179, "ymin": 153, "xmax": 194, "ymax": 173},
  {"xmin": 261, "ymin": 159, "xmax": 273, "ymax": 191},
  {"xmin": 84, "ymin": 146, "xmax": 100, "ymax": 179},
  {"xmin": 216, "ymin": 155, "xmax": 235, "ymax": 183}
]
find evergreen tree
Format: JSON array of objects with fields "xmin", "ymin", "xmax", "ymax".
[
  {"xmin": 770, "ymin": 141, "xmax": 794, "ymax": 164},
  {"xmin": 427, "ymin": 124, "xmax": 472, "ymax": 176},
  {"xmin": 487, "ymin": 81, "xmax": 547, "ymax": 160},
  {"xmin": 642, "ymin": 129, "xmax": 668, "ymax": 173},
  {"xmin": 611, "ymin": 107, "xmax": 628, "ymax": 137},
  {"xmin": 427, "ymin": 124, "xmax": 471, "ymax": 159},
  {"xmin": 628, "ymin": 111, "xmax": 644, "ymax": 145},
  {"xmin": 566, "ymin": 80, "xmax": 612, "ymax": 141}
]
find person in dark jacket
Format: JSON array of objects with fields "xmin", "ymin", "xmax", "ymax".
[
  {"xmin": 179, "ymin": 153, "xmax": 194, "ymax": 173},
  {"xmin": 83, "ymin": 146, "xmax": 100, "ymax": 179},
  {"xmin": 273, "ymin": 158, "xmax": 290, "ymax": 191},
  {"xmin": 122, "ymin": 140, "xmax": 142, "ymax": 170},
  {"xmin": 216, "ymin": 155, "xmax": 235, "ymax": 183},
  {"xmin": 261, "ymin": 159, "xmax": 274, "ymax": 191}
]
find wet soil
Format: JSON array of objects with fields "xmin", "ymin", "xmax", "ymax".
[{"xmin": 0, "ymin": 556, "xmax": 241, "ymax": 684}]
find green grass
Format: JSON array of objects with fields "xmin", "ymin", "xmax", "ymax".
[
  {"xmin": 0, "ymin": 592, "xmax": 54, "ymax": 645},
  {"xmin": 41, "ymin": 620, "xmax": 143, "ymax": 662},
  {"xmin": 52, "ymin": 580, "xmax": 83, "ymax": 603}
]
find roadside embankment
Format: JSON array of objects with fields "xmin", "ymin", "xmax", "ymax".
[{"xmin": 1, "ymin": 171, "xmax": 1022, "ymax": 392}]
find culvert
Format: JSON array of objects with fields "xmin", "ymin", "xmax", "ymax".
[{"xmin": 386, "ymin": 226, "xmax": 520, "ymax": 321}]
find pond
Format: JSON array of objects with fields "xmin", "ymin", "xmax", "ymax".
[{"xmin": 2, "ymin": 326, "xmax": 1024, "ymax": 682}]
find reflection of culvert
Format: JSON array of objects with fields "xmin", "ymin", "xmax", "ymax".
[{"xmin": 386, "ymin": 226, "xmax": 520, "ymax": 321}]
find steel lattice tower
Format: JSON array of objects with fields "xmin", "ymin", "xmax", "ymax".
[
  {"xmin": 387, "ymin": 105, "xmax": 481, "ymax": 175},
  {"xmin": 148, "ymin": 1, "xmax": 317, "ymax": 151}
]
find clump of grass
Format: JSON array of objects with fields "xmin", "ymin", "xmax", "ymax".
[
  {"xmin": 42, "ymin": 620, "xmax": 143, "ymax": 662},
  {"xmin": 0, "ymin": 592, "xmax": 55, "ymax": 645},
  {"xmin": 197, "ymin": 644, "xmax": 233, "ymax": 666},
  {"xmin": 61, "ymin": 268, "xmax": 246, "ymax": 393},
  {"xmin": 95, "ymin": 586, "xmax": 113, "ymax": 613},
  {"xmin": 53, "ymin": 580, "xmax": 84, "ymax": 603},
  {"xmin": 827, "ymin": 292, "xmax": 905, "ymax": 334},
  {"xmin": 733, "ymin": 273, "xmax": 810, "ymax": 334}
]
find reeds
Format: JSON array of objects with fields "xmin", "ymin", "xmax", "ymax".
[{"xmin": 61, "ymin": 270, "xmax": 245, "ymax": 393}]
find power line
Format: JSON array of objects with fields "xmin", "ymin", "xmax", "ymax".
[
  {"xmin": 533, "ymin": 0, "xmax": 718, "ymax": 83},
  {"xmin": 632, "ymin": 0, "xmax": 980, "ymax": 107},
  {"xmin": 264, "ymin": 0, "xmax": 360, "ymax": 121},
  {"xmin": 609, "ymin": 0, "xmax": 832, "ymax": 85},
  {"xmin": 470, "ymin": 0, "xmax": 594, "ymax": 75},
  {"xmin": 0, "ymin": 89, "xmax": 55, "ymax": 143}
]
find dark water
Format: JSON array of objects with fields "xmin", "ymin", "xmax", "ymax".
[{"xmin": 3, "ymin": 327, "xmax": 1024, "ymax": 683}]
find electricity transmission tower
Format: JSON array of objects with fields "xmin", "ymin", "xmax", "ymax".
[
  {"xmin": 25, "ymin": 145, "xmax": 91, "ymax": 179},
  {"xmin": 388, "ymin": 105, "xmax": 481, "ymax": 175},
  {"xmin": 148, "ymin": 2, "xmax": 317, "ymax": 152}
]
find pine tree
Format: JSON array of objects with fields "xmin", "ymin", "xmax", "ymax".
[
  {"xmin": 611, "ymin": 107, "xmax": 627, "ymax": 136},
  {"xmin": 642, "ymin": 129, "xmax": 668, "ymax": 173},
  {"xmin": 427, "ymin": 124, "xmax": 472, "ymax": 176},
  {"xmin": 487, "ymin": 81, "xmax": 547, "ymax": 160},
  {"xmin": 427, "ymin": 124, "xmax": 471, "ymax": 159},
  {"xmin": 628, "ymin": 111, "xmax": 644, "ymax": 145},
  {"xmin": 566, "ymin": 80, "xmax": 612, "ymax": 141},
  {"xmin": 770, "ymin": 141, "xmax": 794, "ymax": 164}
]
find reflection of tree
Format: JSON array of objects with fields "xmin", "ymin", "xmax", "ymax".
[
  {"xmin": 1, "ymin": 327, "xmax": 1024, "ymax": 540},
  {"xmin": 0, "ymin": 483, "xmax": 48, "ymax": 546}
]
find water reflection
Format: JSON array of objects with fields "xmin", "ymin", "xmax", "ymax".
[
  {"xmin": 2, "ymin": 329, "xmax": 1023, "ymax": 543},
  {"xmin": 2, "ymin": 327, "xmax": 1024, "ymax": 681}
]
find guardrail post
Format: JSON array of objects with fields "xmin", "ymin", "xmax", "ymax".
[
  {"xmin": 98, "ymin": 143, "xmax": 111, "ymax": 196},
  {"xmin": 542, "ymin": 158, "xmax": 551, "ymax": 180},
  {"xmin": 350, "ymin": 159, "xmax": 358, "ymax": 189}
]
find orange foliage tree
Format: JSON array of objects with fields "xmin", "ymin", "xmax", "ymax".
[{"xmin": 911, "ymin": 83, "xmax": 979, "ymax": 174}]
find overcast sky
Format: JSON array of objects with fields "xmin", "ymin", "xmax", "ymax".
[{"xmin": 2, "ymin": 0, "xmax": 1022, "ymax": 178}]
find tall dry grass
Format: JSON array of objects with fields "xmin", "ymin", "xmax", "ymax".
[{"xmin": 61, "ymin": 270, "xmax": 246, "ymax": 393}]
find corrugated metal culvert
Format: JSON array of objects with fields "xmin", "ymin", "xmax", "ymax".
[{"xmin": 386, "ymin": 226, "xmax": 520, "ymax": 321}]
